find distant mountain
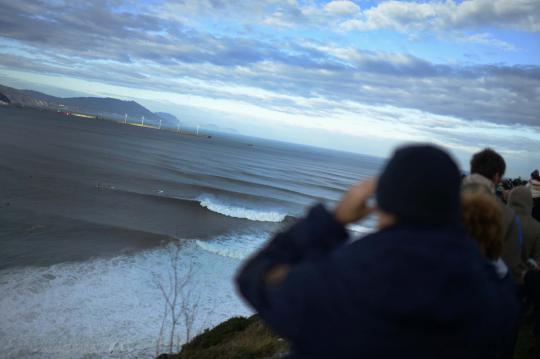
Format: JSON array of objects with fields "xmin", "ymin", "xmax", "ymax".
[
  {"xmin": 0, "ymin": 85, "xmax": 59, "ymax": 108},
  {"xmin": 60, "ymin": 97, "xmax": 157, "ymax": 120},
  {"xmin": 0, "ymin": 91, "xmax": 10, "ymax": 104},
  {"xmin": 0, "ymin": 84, "xmax": 168, "ymax": 124},
  {"xmin": 20, "ymin": 89, "xmax": 59, "ymax": 102},
  {"xmin": 155, "ymin": 112, "xmax": 178, "ymax": 123}
]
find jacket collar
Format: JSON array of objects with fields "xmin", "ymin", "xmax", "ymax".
[{"xmin": 462, "ymin": 174, "xmax": 495, "ymax": 194}]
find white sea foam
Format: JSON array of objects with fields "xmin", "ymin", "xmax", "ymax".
[
  {"xmin": 194, "ymin": 224, "xmax": 376, "ymax": 261},
  {"xmin": 0, "ymin": 241, "xmax": 252, "ymax": 359},
  {"xmin": 197, "ymin": 194, "xmax": 287, "ymax": 222},
  {"xmin": 0, "ymin": 219, "xmax": 372, "ymax": 358},
  {"xmin": 196, "ymin": 232, "xmax": 269, "ymax": 260},
  {"xmin": 194, "ymin": 225, "xmax": 373, "ymax": 262}
]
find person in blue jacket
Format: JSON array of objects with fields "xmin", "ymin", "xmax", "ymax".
[{"xmin": 236, "ymin": 144, "xmax": 520, "ymax": 359}]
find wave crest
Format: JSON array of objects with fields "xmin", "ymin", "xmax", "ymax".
[
  {"xmin": 197, "ymin": 195, "xmax": 287, "ymax": 222},
  {"xmin": 195, "ymin": 232, "xmax": 268, "ymax": 260}
]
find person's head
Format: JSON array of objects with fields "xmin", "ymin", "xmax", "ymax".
[
  {"xmin": 461, "ymin": 186, "xmax": 503, "ymax": 261},
  {"xmin": 531, "ymin": 169, "xmax": 540, "ymax": 181},
  {"xmin": 470, "ymin": 148, "xmax": 506, "ymax": 185},
  {"xmin": 376, "ymin": 144, "xmax": 461, "ymax": 228}
]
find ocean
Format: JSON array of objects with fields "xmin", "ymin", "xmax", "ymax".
[{"xmin": 0, "ymin": 106, "xmax": 383, "ymax": 358}]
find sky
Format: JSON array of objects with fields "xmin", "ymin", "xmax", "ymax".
[{"xmin": 0, "ymin": 0, "xmax": 539, "ymax": 177}]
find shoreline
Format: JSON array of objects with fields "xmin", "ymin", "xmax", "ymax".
[{"xmin": 1, "ymin": 103, "xmax": 213, "ymax": 139}]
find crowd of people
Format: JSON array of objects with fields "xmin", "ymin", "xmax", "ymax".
[{"xmin": 235, "ymin": 145, "xmax": 540, "ymax": 358}]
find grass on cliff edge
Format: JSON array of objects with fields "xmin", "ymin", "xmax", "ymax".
[
  {"xmin": 158, "ymin": 315, "xmax": 288, "ymax": 359},
  {"xmin": 158, "ymin": 312, "xmax": 533, "ymax": 359}
]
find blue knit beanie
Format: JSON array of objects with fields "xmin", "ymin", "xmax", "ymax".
[{"xmin": 376, "ymin": 144, "xmax": 461, "ymax": 226}]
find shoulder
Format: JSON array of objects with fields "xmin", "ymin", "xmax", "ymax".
[{"xmin": 339, "ymin": 226, "xmax": 478, "ymax": 265}]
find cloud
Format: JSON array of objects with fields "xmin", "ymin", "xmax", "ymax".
[
  {"xmin": 341, "ymin": 0, "xmax": 540, "ymax": 33},
  {"xmin": 0, "ymin": 0, "xmax": 537, "ymax": 177},
  {"xmin": 155, "ymin": 0, "xmax": 540, "ymax": 34},
  {"xmin": 263, "ymin": 11, "xmax": 298, "ymax": 28},
  {"xmin": 157, "ymin": 0, "xmax": 312, "ymax": 29},
  {"xmin": 324, "ymin": 1, "xmax": 360, "ymax": 16},
  {"xmin": 453, "ymin": 32, "xmax": 517, "ymax": 52},
  {"xmin": 0, "ymin": 0, "xmax": 538, "ymax": 131}
]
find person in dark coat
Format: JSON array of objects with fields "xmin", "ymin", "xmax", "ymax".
[
  {"xmin": 508, "ymin": 185, "xmax": 540, "ymax": 356},
  {"xmin": 236, "ymin": 145, "xmax": 520, "ymax": 359},
  {"xmin": 529, "ymin": 169, "xmax": 540, "ymax": 222},
  {"xmin": 508, "ymin": 186, "xmax": 540, "ymax": 267}
]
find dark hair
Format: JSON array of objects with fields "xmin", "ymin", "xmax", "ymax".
[{"xmin": 470, "ymin": 148, "xmax": 506, "ymax": 180}]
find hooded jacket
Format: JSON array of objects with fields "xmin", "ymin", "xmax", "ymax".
[
  {"xmin": 528, "ymin": 178, "xmax": 540, "ymax": 222},
  {"xmin": 508, "ymin": 186, "xmax": 540, "ymax": 264},
  {"xmin": 462, "ymin": 174, "xmax": 525, "ymax": 282},
  {"xmin": 236, "ymin": 205, "xmax": 520, "ymax": 359},
  {"xmin": 530, "ymin": 179, "xmax": 540, "ymax": 199}
]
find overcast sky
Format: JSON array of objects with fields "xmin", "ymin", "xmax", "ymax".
[{"xmin": 0, "ymin": 0, "xmax": 539, "ymax": 176}]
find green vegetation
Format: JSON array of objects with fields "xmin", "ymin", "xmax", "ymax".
[
  {"xmin": 157, "ymin": 310, "xmax": 534, "ymax": 359},
  {"xmin": 158, "ymin": 315, "xmax": 288, "ymax": 359}
]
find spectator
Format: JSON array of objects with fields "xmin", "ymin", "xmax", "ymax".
[
  {"xmin": 508, "ymin": 186, "xmax": 540, "ymax": 266},
  {"xmin": 463, "ymin": 148, "xmax": 525, "ymax": 283},
  {"xmin": 529, "ymin": 170, "xmax": 540, "ymax": 222},
  {"xmin": 461, "ymin": 184, "xmax": 505, "ymax": 267},
  {"xmin": 461, "ymin": 185, "xmax": 520, "ymax": 358},
  {"xmin": 508, "ymin": 186, "xmax": 540, "ymax": 357},
  {"xmin": 237, "ymin": 145, "xmax": 520, "ymax": 359}
]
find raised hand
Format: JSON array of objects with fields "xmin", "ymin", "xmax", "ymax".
[{"xmin": 334, "ymin": 178, "xmax": 377, "ymax": 225}]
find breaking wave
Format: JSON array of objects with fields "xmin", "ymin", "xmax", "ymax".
[
  {"xmin": 197, "ymin": 194, "xmax": 287, "ymax": 222},
  {"xmin": 195, "ymin": 223, "xmax": 375, "ymax": 262},
  {"xmin": 195, "ymin": 232, "xmax": 269, "ymax": 260}
]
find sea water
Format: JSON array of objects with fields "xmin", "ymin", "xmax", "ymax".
[{"xmin": 0, "ymin": 107, "xmax": 382, "ymax": 358}]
